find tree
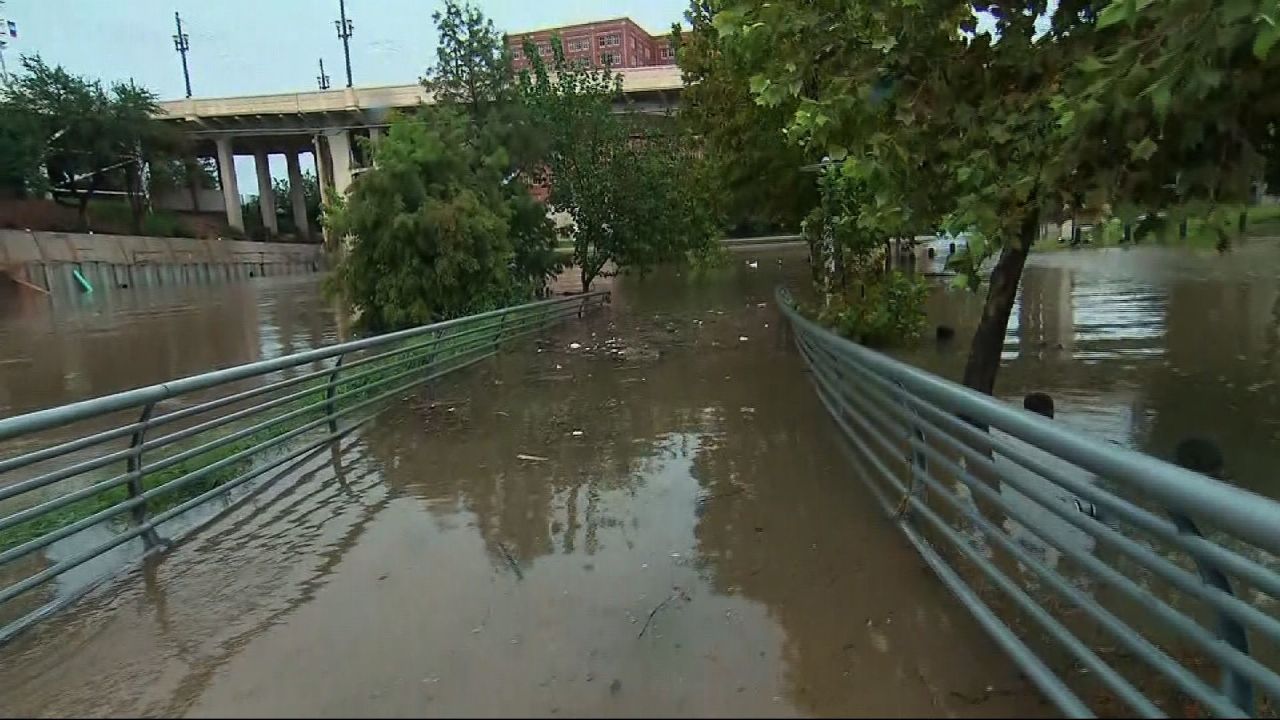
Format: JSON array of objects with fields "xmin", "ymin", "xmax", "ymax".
[
  {"xmin": 714, "ymin": 2, "xmax": 1102, "ymax": 393},
  {"xmin": 327, "ymin": 2, "xmax": 561, "ymax": 330},
  {"xmin": 422, "ymin": 0, "xmax": 559, "ymax": 288},
  {"xmin": 150, "ymin": 156, "xmax": 219, "ymax": 211},
  {"xmin": 2, "ymin": 55, "xmax": 164, "ymax": 232},
  {"xmin": 517, "ymin": 38, "xmax": 719, "ymax": 291},
  {"xmin": 421, "ymin": 0, "xmax": 513, "ymax": 120},
  {"xmin": 110, "ymin": 80, "xmax": 170, "ymax": 234},
  {"xmin": 0, "ymin": 103, "xmax": 45, "ymax": 197},
  {"xmin": 674, "ymin": 1, "xmax": 816, "ymax": 235},
  {"xmin": 1059, "ymin": 0, "xmax": 1280, "ymax": 233},
  {"xmin": 326, "ymin": 109, "xmax": 538, "ymax": 330}
]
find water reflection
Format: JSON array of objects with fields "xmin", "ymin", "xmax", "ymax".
[{"xmin": 903, "ymin": 241, "xmax": 1280, "ymax": 499}]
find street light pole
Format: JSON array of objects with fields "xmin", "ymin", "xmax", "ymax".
[
  {"xmin": 172, "ymin": 11, "xmax": 192, "ymax": 98},
  {"xmin": 334, "ymin": 0, "xmax": 353, "ymax": 88},
  {"xmin": 317, "ymin": 58, "xmax": 331, "ymax": 90}
]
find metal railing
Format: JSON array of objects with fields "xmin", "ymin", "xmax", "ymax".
[
  {"xmin": 777, "ymin": 287, "xmax": 1280, "ymax": 718},
  {"xmin": 0, "ymin": 291, "xmax": 609, "ymax": 644}
]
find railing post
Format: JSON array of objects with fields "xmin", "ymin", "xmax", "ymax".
[
  {"xmin": 897, "ymin": 381, "xmax": 928, "ymax": 518},
  {"xmin": 1167, "ymin": 509, "xmax": 1253, "ymax": 715},
  {"xmin": 493, "ymin": 310, "xmax": 510, "ymax": 351},
  {"xmin": 325, "ymin": 353, "xmax": 346, "ymax": 436},
  {"xmin": 126, "ymin": 402, "xmax": 165, "ymax": 550}
]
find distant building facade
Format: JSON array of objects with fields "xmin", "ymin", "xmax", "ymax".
[{"xmin": 508, "ymin": 17, "xmax": 679, "ymax": 71}]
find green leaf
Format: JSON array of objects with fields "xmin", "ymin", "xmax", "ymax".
[
  {"xmin": 1255, "ymin": 25, "xmax": 1280, "ymax": 59},
  {"xmin": 1130, "ymin": 137, "xmax": 1158, "ymax": 160},
  {"xmin": 1150, "ymin": 82, "xmax": 1172, "ymax": 118},
  {"xmin": 1095, "ymin": 0, "xmax": 1132, "ymax": 29},
  {"xmin": 1079, "ymin": 55, "xmax": 1106, "ymax": 73},
  {"xmin": 828, "ymin": 144, "xmax": 848, "ymax": 161}
]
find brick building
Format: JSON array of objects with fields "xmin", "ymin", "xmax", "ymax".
[{"xmin": 508, "ymin": 17, "xmax": 679, "ymax": 71}]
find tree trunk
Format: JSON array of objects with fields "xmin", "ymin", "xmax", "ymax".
[{"xmin": 961, "ymin": 215, "xmax": 1037, "ymax": 395}]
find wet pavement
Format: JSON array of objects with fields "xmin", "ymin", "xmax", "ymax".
[{"xmin": 0, "ymin": 252, "xmax": 1049, "ymax": 717}]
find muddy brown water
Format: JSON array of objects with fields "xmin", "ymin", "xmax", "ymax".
[
  {"xmin": 0, "ymin": 255, "xmax": 1049, "ymax": 717},
  {"xmin": 2, "ymin": 242, "xmax": 1280, "ymax": 716}
]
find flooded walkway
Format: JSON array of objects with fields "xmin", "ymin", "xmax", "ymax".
[{"xmin": 0, "ymin": 252, "xmax": 1049, "ymax": 716}]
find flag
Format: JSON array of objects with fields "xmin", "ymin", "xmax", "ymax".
[{"xmin": 7, "ymin": 21, "xmax": 16, "ymax": 38}]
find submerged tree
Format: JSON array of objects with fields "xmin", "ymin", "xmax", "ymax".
[
  {"xmin": 327, "ymin": 110, "xmax": 537, "ymax": 330},
  {"xmin": 327, "ymin": 1, "xmax": 560, "ymax": 329},
  {"xmin": 517, "ymin": 37, "xmax": 720, "ymax": 291}
]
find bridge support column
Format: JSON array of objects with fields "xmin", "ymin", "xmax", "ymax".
[
  {"xmin": 215, "ymin": 137, "xmax": 244, "ymax": 232},
  {"xmin": 313, "ymin": 134, "xmax": 333, "ymax": 207},
  {"xmin": 325, "ymin": 129, "xmax": 354, "ymax": 196},
  {"xmin": 286, "ymin": 150, "xmax": 311, "ymax": 240},
  {"xmin": 253, "ymin": 150, "xmax": 278, "ymax": 236}
]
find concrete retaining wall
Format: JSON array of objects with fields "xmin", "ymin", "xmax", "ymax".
[{"xmin": 0, "ymin": 229, "xmax": 325, "ymax": 298}]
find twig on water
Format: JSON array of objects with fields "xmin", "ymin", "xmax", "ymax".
[
  {"xmin": 497, "ymin": 542, "xmax": 523, "ymax": 581},
  {"xmin": 638, "ymin": 594, "xmax": 674, "ymax": 639}
]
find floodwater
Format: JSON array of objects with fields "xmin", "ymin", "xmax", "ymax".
[
  {"xmin": 0, "ymin": 252, "xmax": 1050, "ymax": 717},
  {"xmin": 0, "ymin": 275, "xmax": 343, "ymax": 418},
  {"xmin": 902, "ymin": 240, "xmax": 1280, "ymax": 501},
  {"xmin": 3, "ymin": 241, "xmax": 1280, "ymax": 716}
]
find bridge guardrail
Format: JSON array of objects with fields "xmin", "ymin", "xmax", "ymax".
[
  {"xmin": 0, "ymin": 291, "xmax": 609, "ymax": 645},
  {"xmin": 777, "ymin": 286, "xmax": 1280, "ymax": 718}
]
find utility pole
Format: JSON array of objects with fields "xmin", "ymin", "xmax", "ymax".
[
  {"xmin": 333, "ymin": 0, "xmax": 353, "ymax": 88},
  {"xmin": 172, "ymin": 11, "xmax": 192, "ymax": 98},
  {"xmin": 317, "ymin": 58, "xmax": 331, "ymax": 90},
  {"xmin": 0, "ymin": 0, "xmax": 14, "ymax": 86}
]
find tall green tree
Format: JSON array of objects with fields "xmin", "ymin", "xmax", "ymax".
[
  {"xmin": 2, "ymin": 55, "xmax": 164, "ymax": 232},
  {"xmin": 421, "ymin": 0, "xmax": 559, "ymax": 290},
  {"xmin": 674, "ymin": 1, "xmax": 816, "ymax": 235},
  {"xmin": 517, "ymin": 38, "xmax": 719, "ymax": 290},
  {"xmin": 327, "ymin": 110, "xmax": 534, "ymax": 330},
  {"xmin": 0, "ymin": 103, "xmax": 45, "ymax": 197},
  {"xmin": 328, "ymin": 2, "xmax": 562, "ymax": 329},
  {"xmin": 716, "ymin": 1, "xmax": 1100, "ymax": 393}
]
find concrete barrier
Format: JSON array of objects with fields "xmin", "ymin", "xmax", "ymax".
[{"xmin": 0, "ymin": 229, "xmax": 325, "ymax": 299}]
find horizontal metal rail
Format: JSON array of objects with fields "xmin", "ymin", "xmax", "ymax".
[
  {"xmin": 777, "ymin": 286, "xmax": 1280, "ymax": 718},
  {"xmin": 0, "ymin": 291, "xmax": 608, "ymax": 644}
]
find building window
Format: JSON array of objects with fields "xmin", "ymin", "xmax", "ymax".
[
  {"xmin": 538, "ymin": 41, "xmax": 551, "ymax": 55},
  {"xmin": 659, "ymin": 45, "xmax": 674, "ymax": 59},
  {"xmin": 598, "ymin": 34, "xmax": 620, "ymax": 48},
  {"xmin": 601, "ymin": 52, "xmax": 617, "ymax": 65},
  {"xmin": 567, "ymin": 37, "xmax": 589, "ymax": 52}
]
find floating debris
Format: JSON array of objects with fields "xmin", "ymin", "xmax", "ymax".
[
  {"xmin": 738, "ymin": 336, "xmax": 749, "ymax": 342},
  {"xmin": 569, "ymin": 342, "xmax": 582, "ymax": 350},
  {"xmin": 517, "ymin": 453, "xmax": 548, "ymax": 462}
]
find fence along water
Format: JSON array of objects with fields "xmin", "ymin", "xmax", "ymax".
[
  {"xmin": 0, "ymin": 291, "xmax": 609, "ymax": 644},
  {"xmin": 777, "ymin": 286, "xmax": 1280, "ymax": 718}
]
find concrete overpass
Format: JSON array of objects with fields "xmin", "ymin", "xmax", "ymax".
[{"xmin": 153, "ymin": 66, "xmax": 683, "ymax": 238}]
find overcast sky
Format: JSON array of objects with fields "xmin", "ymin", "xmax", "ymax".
[
  {"xmin": 1, "ymin": 1, "xmax": 689, "ymax": 198},
  {"xmin": 3, "ymin": 0, "xmax": 689, "ymax": 99}
]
